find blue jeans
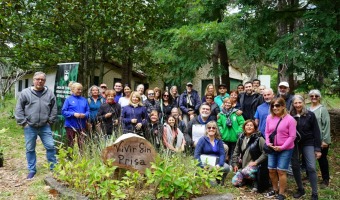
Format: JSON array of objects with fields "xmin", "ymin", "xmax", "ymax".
[
  {"xmin": 268, "ymin": 149, "xmax": 293, "ymax": 171},
  {"xmin": 291, "ymin": 145, "xmax": 318, "ymax": 195},
  {"xmin": 24, "ymin": 124, "xmax": 57, "ymax": 173}
]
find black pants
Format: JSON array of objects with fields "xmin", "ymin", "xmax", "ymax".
[
  {"xmin": 226, "ymin": 142, "xmax": 236, "ymax": 164},
  {"xmin": 318, "ymin": 146, "xmax": 330, "ymax": 182}
]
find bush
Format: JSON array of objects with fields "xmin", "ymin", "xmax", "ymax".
[
  {"xmin": 53, "ymin": 140, "xmax": 221, "ymax": 199},
  {"xmin": 145, "ymin": 153, "xmax": 221, "ymax": 199}
]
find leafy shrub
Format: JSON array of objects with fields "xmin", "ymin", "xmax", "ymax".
[
  {"xmin": 53, "ymin": 144, "xmax": 221, "ymax": 199},
  {"xmin": 145, "ymin": 153, "xmax": 221, "ymax": 199}
]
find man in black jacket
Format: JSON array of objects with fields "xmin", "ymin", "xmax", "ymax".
[{"xmin": 239, "ymin": 81, "xmax": 261, "ymax": 120}]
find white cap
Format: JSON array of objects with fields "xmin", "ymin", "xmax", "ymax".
[{"xmin": 278, "ymin": 81, "xmax": 289, "ymax": 88}]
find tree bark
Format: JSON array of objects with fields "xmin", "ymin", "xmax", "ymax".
[
  {"xmin": 218, "ymin": 41, "xmax": 230, "ymax": 92},
  {"xmin": 121, "ymin": 47, "xmax": 133, "ymax": 87},
  {"xmin": 212, "ymin": 41, "xmax": 220, "ymax": 89}
]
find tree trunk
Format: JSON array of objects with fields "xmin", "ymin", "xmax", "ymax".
[
  {"xmin": 121, "ymin": 47, "xmax": 133, "ymax": 87},
  {"xmin": 212, "ymin": 41, "xmax": 220, "ymax": 89},
  {"xmin": 218, "ymin": 41, "xmax": 230, "ymax": 92},
  {"xmin": 78, "ymin": 42, "xmax": 85, "ymax": 91},
  {"xmin": 99, "ymin": 47, "xmax": 106, "ymax": 86},
  {"xmin": 89, "ymin": 42, "xmax": 97, "ymax": 86},
  {"xmin": 277, "ymin": 0, "xmax": 299, "ymax": 92}
]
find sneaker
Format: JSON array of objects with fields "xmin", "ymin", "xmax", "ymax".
[
  {"xmin": 265, "ymin": 190, "xmax": 278, "ymax": 198},
  {"xmin": 26, "ymin": 172, "xmax": 36, "ymax": 180},
  {"xmin": 311, "ymin": 194, "xmax": 318, "ymax": 200},
  {"xmin": 251, "ymin": 181, "xmax": 258, "ymax": 193},
  {"xmin": 276, "ymin": 194, "xmax": 286, "ymax": 200},
  {"xmin": 293, "ymin": 189, "xmax": 305, "ymax": 198}
]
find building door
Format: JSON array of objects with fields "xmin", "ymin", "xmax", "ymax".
[{"xmin": 230, "ymin": 78, "xmax": 242, "ymax": 91}]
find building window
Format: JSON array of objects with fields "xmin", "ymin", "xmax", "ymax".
[
  {"xmin": 25, "ymin": 79, "xmax": 29, "ymax": 88},
  {"xmin": 114, "ymin": 78, "xmax": 122, "ymax": 87},
  {"xmin": 18, "ymin": 80, "xmax": 23, "ymax": 92},
  {"xmin": 93, "ymin": 76, "xmax": 99, "ymax": 86}
]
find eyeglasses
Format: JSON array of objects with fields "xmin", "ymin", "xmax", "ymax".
[
  {"xmin": 163, "ymin": 95, "xmax": 169, "ymax": 97},
  {"xmin": 310, "ymin": 95, "xmax": 319, "ymax": 98},
  {"xmin": 207, "ymin": 127, "xmax": 216, "ymax": 130},
  {"xmin": 206, "ymin": 97, "xmax": 213, "ymax": 99},
  {"xmin": 271, "ymin": 104, "xmax": 282, "ymax": 108},
  {"xmin": 148, "ymin": 93, "xmax": 155, "ymax": 96},
  {"xmin": 34, "ymin": 78, "xmax": 46, "ymax": 81},
  {"xmin": 100, "ymin": 86, "xmax": 107, "ymax": 89}
]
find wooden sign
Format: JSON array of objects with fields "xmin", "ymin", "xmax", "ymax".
[{"xmin": 102, "ymin": 133, "xmax": 156, "ymax": 173}]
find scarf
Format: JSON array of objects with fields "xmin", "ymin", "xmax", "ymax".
[
  {"xmin": 222, "ymin": 108, "xmax": 234, "ymax": 127},
  {"xmin": 197, "ymin": 115, "xmax": 212, "ymax": 124},
  {"xmin": 164, "ymin": 123, "xmax": 184, "ymax": 149}
]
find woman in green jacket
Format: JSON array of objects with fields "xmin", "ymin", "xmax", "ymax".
[{"xmin": 218, "ymin": 98, "xmax": 245, "ymax": 163}]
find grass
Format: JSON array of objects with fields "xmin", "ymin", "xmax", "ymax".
[
  {"xmin": 0, "ymin": 95, "xmax": 53, "ymax": 200},
  {"xmin": 0, "ymin": 94, "xmax": 339, "ymax": 199},
  {"xmin": 323, "ymin": 96, "xmax": 340, "ymax": 109}
]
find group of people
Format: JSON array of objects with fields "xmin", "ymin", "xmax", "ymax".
[{"xmin": 15, "ymin": 71, "xmax": 331, "ymax": 200}]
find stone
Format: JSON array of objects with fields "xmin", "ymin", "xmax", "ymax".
[
  {"xmin": 193, "ymin": 194, "xmax": 234, "ymax": 200},
  {"xmin": 44, "ymin": 176, "xmax": 89, "ymax": 200},
  {"xmin": 329, "ymin": 109, "xmax": 340, "ymax": 136},
  {"xmin": 102, "ymin": 133, "xmax": 157, "ymax": 173}
]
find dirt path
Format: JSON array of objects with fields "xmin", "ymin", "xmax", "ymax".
[{"xmin": 0, "ymin": 134, "xmax": 55, "ymax": 200}]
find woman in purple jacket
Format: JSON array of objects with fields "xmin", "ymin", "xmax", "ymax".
[{"xmin": 121, "ymin": 91, "xmax": 148, "ymax": 135}]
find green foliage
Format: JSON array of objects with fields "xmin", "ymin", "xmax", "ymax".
[
  {"xmin": 145, "ymin": 154, "xmax": 221, "ymax": 199},
  {"xmin": 53, "ymin": 144, "xmax": 221, "ymax": 199},
  {"xmin": 53, "ymin": 146, "xmax": 127, "ymax": 199}
]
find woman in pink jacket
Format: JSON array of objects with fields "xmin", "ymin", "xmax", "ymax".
[{"xmin": 264, "ymin": 98, "xmax": 296, "ymax": 200}]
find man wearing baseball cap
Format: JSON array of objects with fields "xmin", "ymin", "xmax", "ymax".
[
  {"xmin": 214, "ymin": 83, "xmax": 230, "ymax": 110},
  {"xmin": 179, "ymin": 82, "xmax": 201, "ymax": 125},
  {"xmin": 276, "ymin": 81, "xmax": 293, "ymax": 109},
  {"xmin": 100, "ymin": 83, "xmax": 108, "ymax": 98}
]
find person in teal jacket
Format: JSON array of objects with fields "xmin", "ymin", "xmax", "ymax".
[{"xmin": 218, "ymin": 98, "xmax": 245, "ymax": 163}]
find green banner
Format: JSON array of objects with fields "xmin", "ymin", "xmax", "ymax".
[{"xmin": 53, "ymin": 62, "xmax": 79, "ymax": 146}]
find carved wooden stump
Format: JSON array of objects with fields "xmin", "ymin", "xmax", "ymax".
[{"xmin": 102, "ymin": 133, "xmax": 156, "ymax": 173}]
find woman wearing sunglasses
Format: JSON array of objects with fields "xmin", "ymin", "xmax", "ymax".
[
  {"xmin": 290, "ymin": 95, "xmax": 321, "ymax": 200},
  {"xmin": 265, "ymin": 98, "xmax": 296, "ymax": 200},
  {"xmin": 194, "ymin": 121, "xmax": 230, "ymax": 186},
  {"xmin": 204, "ymin": 94, "xmax": 219, "ymax": 120},
  {"xmin": 308, "ymin": 90, "xmax": 331, "ymax": 188},
  {"xmin": 160, "ymin": 91, "xmax": 176, "ymax": 123},
  {"xmin": 143, "ymin": 89, "xmax": 161, "ymax": 116}
]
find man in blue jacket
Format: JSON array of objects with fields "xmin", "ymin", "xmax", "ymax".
[
  {"xmin": 15, "ymin": 72, "xmax": 57, "ymax": 180},
  {"xmin": 179, "ymin": 82, "xmax": 201, "ymax": 125}
]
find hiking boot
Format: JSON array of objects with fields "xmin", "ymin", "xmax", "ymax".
[
  {"xmin": 276, "ymin": 194, "xmax": 286, "ymax": 200},
  {"xmin": 26, "ymin": 172, "xmax": 36, "ymax": 180},
  {"xmin": 320, "ymin": 180, "xmax": 329, "ymax": 189},
  {"xmin": 265, "ymin": 190, "xmax": 278, "ymax": 198},
  {"xmin": 311, "ymin": 194, "xmax": 318, "ymax": 200},
  {"xmin": 293, "ymin": 189, "xmax": 305, "ymax": 199}
]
